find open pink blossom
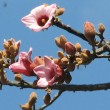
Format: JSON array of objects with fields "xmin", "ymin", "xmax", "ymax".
[
  {"xmin": 33, "ymin": 56, "xmax": 62, "ymax": 87},
  {"xmin": 21, "ymin": 4, "xmax": 57, "ymax": 32},
  {"xmin": 9, "ymin": 48, "xmax": 35, "ymax": 76}
]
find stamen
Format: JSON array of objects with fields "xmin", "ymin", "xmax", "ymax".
[{"xmin": 37, "ymin": 15, "xmax": 49, "ymax": 26}]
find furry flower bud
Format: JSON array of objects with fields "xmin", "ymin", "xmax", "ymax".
[
  {"xmin": 75, "ymin": 43, "xmax": 82, "ymax": 52},
  {"xmin": 55, "ymin": 35, "xmax": 67, "ymax": 51},
  {"xmin": 55, "ymin": 8, "xmax": 65, "ymax": 16},
  {"xmin": 58, "ymin": 51, "xmax": 65, "ymax": 58},
  {"xmin": 65, "ymin": 42, "xmax": 76, "ymax": 55},
  {"xmin": 84, "ymin": 21, "xmax": 96, "ymax": 44},
  {"xmin": 14, "ymin": 74, "xmax": 22, "ymax": 82},
  {"xmin": 98, "ymin": 23, "xmax": 105, "ymax": 34},
  {"xmin": 44, "ymin": 93, "xmax": 51, "ymax": 105}
]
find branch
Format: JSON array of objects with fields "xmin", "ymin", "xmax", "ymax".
[
  {"xmin": 38, "ymin": 90, "xmax": 64, "ymax": 110},
  {"xmin": 93, "ymin": 41, "xmax": 110, "ymax": 55},
  {"xmin": 3, "ymin": 80, "xmax": 110, "ymax": 92},
  {"xmin": 53, "ymin": 20, "xmax": 88, "ymax": 41}
]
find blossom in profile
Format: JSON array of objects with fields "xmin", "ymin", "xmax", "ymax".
[
  {"xmin": 33, "ymin": 56, "xmax": 62, "ymax": 87},
  {"xmin": 9, "ymin": 48, "xmax": 35, "ymax": 76},
  {"xmin": 21, "ymin": 4, "xmax": 57, "ymax": 32}
]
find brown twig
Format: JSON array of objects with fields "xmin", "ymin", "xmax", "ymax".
[
  {"xmin": 53, "ymin": 20, "xmax": 88, "ymax": 41},
  {"xmin": 3, "ymin": 80, "xmax": 110, "ymax": 92}
]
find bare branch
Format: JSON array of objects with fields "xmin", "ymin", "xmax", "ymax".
[
  {"xmin": 3, "ymin": 80, "xmax": 110, "ymax": 92},
  {"xmin": 53, "ymin": 20, "xmax": 88, "ymax": 41}
]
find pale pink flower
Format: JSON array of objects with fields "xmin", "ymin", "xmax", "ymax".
[
  {"xmin": 9, "ymin": 48, "xmax": 35, "ymax": 76},
  {"xmin": 33, "ymin": 56, "xmax": 62, "ymax": 87},
  {"xmin": 21, "ymin": 4, "xmax": 57, "ymax": 32}
]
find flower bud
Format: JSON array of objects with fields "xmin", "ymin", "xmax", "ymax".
[
  {"xmin": 65, "ymin": 72, "xmax": 72, "ymax": 84},
  {"xmin": 14, "ymin": 74, "xmax": 22, "ymax": 82},
  {"xmin": 3, "ymin": 41, "xmax": 10, "ymax": 50},
  {"xmin": 82, "ymin": 49, "xmax": 91, "ymax": 56},
  {"xmin": 9, "ymin": 45, "xmax": 16, "ymax": 53},
  {"xmin": 33, "ymin": 56, "xmax": 44, "ymax": 66},
  {"xmin": 98, "ymin": 23, "xmax": 105, "ymax": 34},
  {"xmin": 55, "ymin": 37, "xmax": 61, "ymax": 47},
  {"xmin": 28, "ymin": 92, "xmax": 37, "ymax": 107},
  {"xmin": 81, "ymin": 53, "xmax": 89, "ymax": 60},
  {"xmin": 55, "ymin": 35, "xmax": 67, "ymax": 51},
  {"xmin": 84, "ymin": 21, "xmax": 96, "ymax": 44},
  {"xmin": 20, "ymin": 103, "xmax": 31, "ymax": 110},
  {"xmin": 75, "ymin": 57, "xmax": 83, "ymax": 66},
  {"xmin": 8, "ymin": 38, "xmax": 15, "ymax": 45},
  {"xmin": 75, "ymin": 43, "xmax": 82, "ymax": 52},
  {"xmin": 60, "ymin": 35, "xmax": 67, "ymax": 50},
  {"xmin": 65, "ymin": 42, "xmax": 76, "ymax": 55},
  {"xmin": 53, "ymin": 58, "xmax": 59, "ymax": 65},
  {"xmin": 20, "ymin": 92, "xmax": 37, "ymax": 110},
  {"xmin": 44, "ymin": 93, "xmax": 51, "ymax": 105},
  {"xmin": 61, "ymin": 57, "xmax": 68, "ymax": 66},
  {"xmin": 2, "ymin": 50, "xmax": 10, "ymax": 58},
  {"xmin": 55, "ymin": 8, "xmax": 65, "ymax": 16},
  {"xmin": 58, "ymin": 51, "xmax": 64, "ymax": 58},
  {"xmin": 67, "ymin": 63, "xmax": 75, "ymax": 72}
]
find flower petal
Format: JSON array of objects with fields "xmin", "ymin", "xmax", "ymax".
[
  {"xmin": 37, "ymin": 78, "xmax": 48, "ymax": 87},
  {"xmin": 9, "ymin": 62, "xmax": 27, "ymax": 73},
  {"xmin": 33, "ymin": 65, "xmax": 46, "ymax": 77},
  {"xmin": 44, "ymin": 56, "xmax": 54, "ymax": 68}
]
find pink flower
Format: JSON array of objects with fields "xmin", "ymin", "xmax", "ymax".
[
  {"xmin": 21, "ymin": 4, "xmax": 57, "ymax": 32},
  {"xmin": 33, "ymin": 56, "xmax": 62, "ymax": 87},
  {"xmin": 9, "ymin": 48, "xmax": 35, "ymax": 76}
]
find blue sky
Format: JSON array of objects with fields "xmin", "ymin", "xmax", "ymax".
[{"xmin": 0, "ymin": 0, "xmax": 110, "ymax": 110}]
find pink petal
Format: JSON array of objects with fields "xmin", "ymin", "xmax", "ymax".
[
  {"xmin": 33, "ymin": 65, "xmax": 51, "ymax": 78},
  {"xmin": 37, "ymin": 78, "xmax": 48, "ymax": 87},
  {"xmin": 45, "ymin": 4, "xmax": 57, "ymax": 16},
  {"xmin": 30, "ymin": 5, "xmax": 46, "ymax": 17},
  {"xmin": 33, "ymin": 65, "xmax": 46, "ymax": 77},
  {"xmin": 44, "ymin": 56, "xmax": 54, "ymax": 68},
  {"xmin": 9, "ymin": 62, "xmax": 27, "ymax": 73},
  {"xmin": 27, "ymin": 47, "xmax": 32, "ymax": 62},
  {"xmin": 53, "ymin": 64, "xmax": 62, "ymax": 76}
]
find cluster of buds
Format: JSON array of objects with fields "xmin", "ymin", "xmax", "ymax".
[
  {"xmin": 84, "ymin": 21, "xmax": 106, "ymax": 48},
  {"xmin": 0, "ymin": 38, "xmax": 21, "ymax": 68},
  {"xmin": 55, "ymin": 35, "xmax": 93, "ymax": 67},
  {"xmin": 54, "ymin": 35, "xmax": 93, "ymax": 84},
  {"xmin": 0, "ymin": 38, "xmax": 20, "ymax": 68},
  {"xmin": 0, "ymin": 38, "xmax": 20, "ymax": 85},
  {"xmin": 3, "ymin": 38, "xmax": 21, "ymax": 60},
  {"xmin": 20, "ymin": 92, "xmax": 37, "ymax": 110}
]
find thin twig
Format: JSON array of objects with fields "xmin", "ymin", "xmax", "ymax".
[
  {"xmin": 53, "ymin": 20, "xmax": 88, "ymax": 41},
  {"xmin": 95, "ymin": 54, "xmax": 110, "ymax": 58},
  {"xmin": 38, "ymin": 90, "xmax": 64, "ymax": 110}
]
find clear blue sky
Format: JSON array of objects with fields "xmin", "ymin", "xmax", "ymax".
[{"xmin": 0, "ymin": 0, "xmax": 110, "ymax": 110}]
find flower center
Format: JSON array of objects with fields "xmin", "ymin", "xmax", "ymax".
[{"xmin": 37, "ymin": 15, "xmax": 49, "ymax": 26}]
